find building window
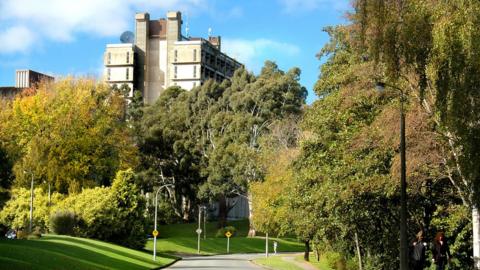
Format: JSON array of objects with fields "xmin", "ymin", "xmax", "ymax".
[
  {"xmin": 174, "ymin": 50, "xmax": 178, "ymax": 62},
  {"xmin": 126, "ymin": 52, "xmax": 130, "ymax": 64},
  {"xmin": 107, "ymin": 68, "xmax": 111, "ymax": 81},
  {"xmin": 174, "ymin": 66, "xmax": 177, "ymax": 79},
  {"xmin": 193, "ymin": 49, "xmax": 197, "ymax": 61},
  {"xmin": 107, "ymin": 52, "xmax": 111, "ymax": 64},
  {"xmin": 193, "ymin": 66, "xmax": 196, "ymax": 78},
  {"xmin": 126, "ymin": 68, "xmax": 129, "ymax": 80}
]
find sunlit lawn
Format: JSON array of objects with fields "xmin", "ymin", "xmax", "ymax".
[
  {"xmin": 145, "ymin": 219, "xmax": 304, "ymax": 255},
  {"xmin": 0, "ymin": 235, "xmax": 176, "ymax": 270}
]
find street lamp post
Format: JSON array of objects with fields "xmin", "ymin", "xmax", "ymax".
[
  {"xmin": 24, "ymin": 170, "xmax": 34, "ymax": 234},
  {"xmin": 375, "ymin": 82, "xmax": 408, "ymax": 270},
  {"xmin": 203, "ymin": 206, "xmax": 207, "ymax": 240},
  {"xmin": 29, "ymin": 172, "xmax": 34, "ymax": 234},
  {"xmin": 153, "ymin": 184, "xmax": 173, "ymax": 261}
]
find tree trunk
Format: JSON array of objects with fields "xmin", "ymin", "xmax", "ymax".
[
  {"xmin": 247, "ymin": 192, "xmax": 256, "ymax": 237},
  {"xmin": 313, "ymin": 241, "xmax": 320, "ymax": 261},
  {"xmin": 355, "ymin": 232, "xmax": 363, "ymax": 270},
  {"xmin": 473, "ymin": 207, "xmax": 480, "ymax": 269},
  {"xmin": 304, "ymin": 239, "xmax": 310, "ymax": 261},
  {"xmin": 218, "ymin": 195, "xmax": 227, "ymax": 228}
]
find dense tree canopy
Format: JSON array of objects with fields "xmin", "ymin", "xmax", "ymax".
[
  {"xmin": 0, "ymin": 80, "xmax": 138, "ymax": 194},
  {"xmin": 252, "ymin": 21, "xmax": 472, "ymax": 268},
  {"xmin": 139, "ymin": 62, "xmax": 307, "ymax": 227}
]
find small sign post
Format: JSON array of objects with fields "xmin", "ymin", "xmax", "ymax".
[{"xmin": 225, "ymin": 231, "xmax": 232, "ymax": 253}]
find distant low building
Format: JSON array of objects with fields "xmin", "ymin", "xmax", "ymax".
[
  {"xmin": 104, "ymin": 11, "xmax": 243, "ymax": 105},
  {"xmin": 0, "ymin": 70, "xmax": 54, "ymax": 100}
]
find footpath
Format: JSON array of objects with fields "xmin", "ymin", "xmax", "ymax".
[{"xmin": 281, "ymin": 253, "xmax": 318, "ymax": 270}]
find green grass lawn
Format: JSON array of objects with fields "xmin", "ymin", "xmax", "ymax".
[
  {"xmin": 146, "ymin": 219, "xmax": 304, "ymax": 255},
  {"xmin": 0, "ymin": 235, "xmax": 176, "ymax": 270},
  {"xmin": 254, "ymin": 255, "xmax": 304, "ymax": 270},
  {"xmin": 295, "ymin": 254, "xmax": 334, "ymax": 270}
]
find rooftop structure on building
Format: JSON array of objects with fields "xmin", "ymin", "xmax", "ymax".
[
  {"xmin": 104, "ymin": 11, "xmax": 243, "ymax": 105},
  {"xmin": 0, "ymin": 70, "xmax": 54, "ymax": 100}
]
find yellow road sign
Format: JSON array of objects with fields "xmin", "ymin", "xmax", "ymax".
[
  {"xmin": 153, "ymin": 230, "xmax": 159, "ymax": 237},
  {"xmin": 225, "ymin": 231, "xmax": 232, "ymax": 238}
]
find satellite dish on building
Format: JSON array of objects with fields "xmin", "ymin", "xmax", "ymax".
[{"xmin": 120, "ymin": 31, "xmax": 135, "ymax": 43}]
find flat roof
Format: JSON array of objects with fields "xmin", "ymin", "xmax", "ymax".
[
  {"xmin": 174, "ymin": 40, "xmax": 202, "ymax": 45},
  {"xmin": 106, "ymin": 43, "xmax": 135, "ymax": 48}
]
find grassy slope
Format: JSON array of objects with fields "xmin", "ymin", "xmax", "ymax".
[
  {"xmin": 0, "ymin": 235, "xmax": 176, "ymax": 270},
  {"xmin": 145, "ymin": 219, "xmax": 304, "ymax": 255}
]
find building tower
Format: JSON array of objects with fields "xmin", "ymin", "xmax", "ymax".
[{"xmin": 104, "ymin": 11, "xmax": 243, "ymax": 105}]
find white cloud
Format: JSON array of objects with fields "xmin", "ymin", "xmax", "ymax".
[
  {"xmin": 222, "ymin": 38, "xmax": 300, "ymax": 73},
  {"xmin": 278, "ymin": 0, "xmax": 350, "ymax": 13},
  {"xmin": 0, "ymin": 26, "xmax": 36, "ymax": 54},
  {"xmin": 0, "ymin": 0, "xmax": 208, "ymax": 54}
]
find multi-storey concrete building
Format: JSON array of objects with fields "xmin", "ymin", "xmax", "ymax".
[{"xmin": 104, "ymin": 11, "xmax": 243, "ymax": 104}]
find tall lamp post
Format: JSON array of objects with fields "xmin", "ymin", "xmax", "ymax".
[
  {"xmin": 375, "ymin": 82, "xmax": 408, "ymax": 270},
  {"xmin": 153, "ymin": 184, "xmax": 173, "ymax": 261}
]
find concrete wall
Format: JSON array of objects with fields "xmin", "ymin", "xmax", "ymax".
[
  {"xmin": 176, "ymin": 80, "xmax": 200, "ymax": 90},
  {"xmin": 175, "ymin": 64, "xmax": 198, "ymax": 80},
  {"xmin": 106, "ymin": 66, "xmax": 134, "ymax": 82},
  {"xmin": 166, "ymin": 11, "xmax": 181, "ymax": 89},
  {"xmin": 135, "ymin": 13, "xmax": 149, "ymax": 95},
  {"xmin": 104, "ymin": 45, "xmax": 135, "ymax": 95},
  {"xmin": 145, "ymin": 38, "xmax": 167, "ymax": 104},
  {"xmin": 105, "ymin": 46, "xmax": 134, "ymax": 66}
]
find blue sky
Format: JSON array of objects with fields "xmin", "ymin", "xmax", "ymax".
[{"xmin": 0, "ymin": 0, "xmax": 349, "ymax": 104}]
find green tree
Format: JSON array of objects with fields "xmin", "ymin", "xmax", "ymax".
[
  {"xmin": 353, "ymin": 0, "xmax": 480, "ymax": 267},
  {"xmin": 139, "ymin": 63, "xmax": 306, "ymax": 230},
  {"xmin": 0, "ymin": 145, "xmax": 13, "ymax": 208},
  {"xmin": 0, "ymin": 79, "xmax": 138, "ymax": 194},
  {"xmin": 255, "ymin": 24, "xmax": 465, "ymax": 268},
  {"xmin": 198, "ymin": 63, "xmax": 306, "ymax": 229},
  {"xmin": 140, "ymin": 86, "xmax": 201, "ymax": 221}
]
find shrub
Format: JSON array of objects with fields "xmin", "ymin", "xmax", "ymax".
[
  {"xmin": 0, "ymin": 188, "xmax": 62, "ymax": 231},
  {"xmin": 54, "ymin": 169, "xmax": 146, "ymax": 249},
  {"xmin": 345, "ymin": 257, "xmax": 358, "ymax": 270},
  {"xmin": 322, "ymin": 251, "xmax": 345, "ymax": 270},
  {"xmin": 16, "ymin": 230, "xmax": 28, "ymax": 239},
  {"xmin": 50, "ymin": 211, "xmax": 75, "ymax": 235},
  {"xmin": 216, "ymin": 226, "xmax": 236, "ymax": 238}
]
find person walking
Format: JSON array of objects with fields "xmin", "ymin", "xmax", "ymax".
[
  {"xmin": 273, "ymin": 241, "xmax": 278, "ymax": 255},
  {"xmin": 411, "ymin": 231, "xmax": 427, "ymax": 270},
  {"xmin": 432, "ymin": 231, "xmax": 451, "ymax": 270}
]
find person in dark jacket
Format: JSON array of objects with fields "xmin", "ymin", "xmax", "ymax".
[
  {"xmin": 411, "ymin": 231, "xmax": 427, "ymax": 270},
  {"xmin": 432, "ymin": 231, "xmax": 451, "ymax": 270}
]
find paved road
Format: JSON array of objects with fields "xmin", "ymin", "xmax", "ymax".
[{"xmin": 166, "ymin": 253, "xmax": 266, "ymax": 270}]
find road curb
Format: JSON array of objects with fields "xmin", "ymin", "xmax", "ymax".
[{"xmin": 155, "ymin": 256, "xmax": 181, "ymax": 269}]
